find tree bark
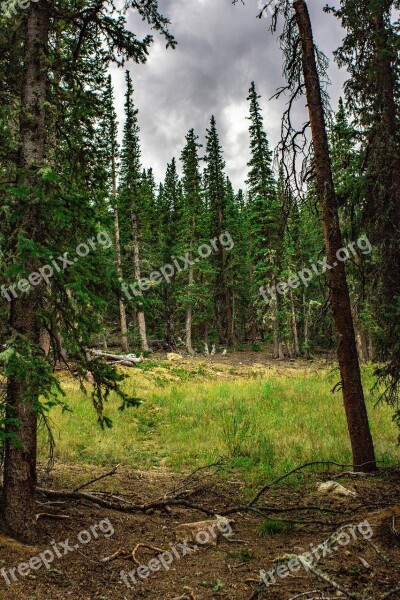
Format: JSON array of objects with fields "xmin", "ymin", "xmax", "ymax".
[
  {"xmin": 289, "ymin": 288, "xmax": 300, "ymax": 355},
  {"xmin": 293, "ymin": 0, "xmax": 376, "ymax": 471},
  {"xmin": 186, "ymin": 250, "xmax": 195, "ymax": 356},
  {"xmin": 273, "ymin": 279, "xmax": 284, "ymax": 359},
  {"xmin": 131, "ymin": 210, "xmax": 150, "ymax": 352},
  {"xmin": 3, "ymin": 0, "xmax": 50, "ymax": 542},
  {"xmin": 113, "ymin": 205, "xmax": 129, "ymax": 353}
]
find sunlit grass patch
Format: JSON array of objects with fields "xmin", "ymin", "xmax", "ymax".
[{"xmin": 39, "ymin": 364, "xmax": 399, "ymax": 484}]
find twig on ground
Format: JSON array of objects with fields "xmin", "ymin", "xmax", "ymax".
[
  {"xmin": 288, "ymin": 592, "xmax": 322, "ymax": 600},
  {"xmin": 301, "ymin": 559, "xmax": 359, "ymax": 599},
  {"xmin": 131, "ymin": 543, "xmax": 165, "ymax": 565},
  {"xmin": 101, "ymin": 549, "xmax": 128, "ymax": 563},
  {"xmin": 364, "ymin": 537, "xmax": 391, "ymax": 564},
  {"xmin": 248, "ymin": 460, "xmax": 378, "ymax": 507},
  {"xmin": 36, "ymin": 513, "xmax": 71, "ymax": 521},
  {"xmin": 73, "ymin": 464, "xmax": 121, "ymax": 492}
]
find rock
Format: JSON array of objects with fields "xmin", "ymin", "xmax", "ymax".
[
  {"xmin": 167, "ymin": 352, "xmax": 183, "ymax": 361},
  {"xmin": 175, "ymin": 516, "xmax": 234, "ymax": 546},
  {"xmin": 317, "ymin": 481, "xmax": 357, "ymax": 498}
]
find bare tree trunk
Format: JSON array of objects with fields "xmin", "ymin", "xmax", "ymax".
[
  {"xmin": 3, "ymin": 0, "xmax": 50, "ymax": 542},
  {"xmin": 114, "ymin": 206, "xmax": 129, "ymax": 353},
  {"xmin": 186, "ymin": 254, "xmax": 195, "ymax": 356},
  {"xmin": 131, "ymin": 211, "xmax": 150, "ymax": 352},
  {"xmin": 289, "ymin": 289, "xmax": 300, "ymax": 355},
  {"xmin": 294, "ymin": 0, "xmax": 376, "ymax": 471},
  {"xmin": 303, "ymin": 296, "xmax": 310, "ymax": 359},
  {"xmin": 273, "ymin": 279, "xmax": 284, "ymax": 359}
]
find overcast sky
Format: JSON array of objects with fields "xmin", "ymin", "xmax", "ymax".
[{"xmin": 110, "ymin": 0, "xmax": 347, "ymax": 190}]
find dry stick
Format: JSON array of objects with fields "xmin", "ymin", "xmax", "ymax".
[
  {"xmin": 73, "ymin": 464, "xmax": 121, "ymax": 492},
  {"xmin": 364, "ymin": 537, "xmax": 391, "ymax": 564},
  {"xmin": 249, "ymin": 460, "xmax": 378, "ymax": 507},
  {"xmin": 288, "ymin": 592, "xmax": 322, "ymax": 600},
  {"xmin": 301, "ymin": 560, "xmax": 359, "ymax": 599},
  {"xmin": 131, "ymin": 543, "xmax": 165, "ymax": 565},
  {"xmin": 30, "ymin": 460, "xmax": 390, "ymax": 522},
  {"xmin": 36, "ymin": 513, "xmax": 71, "ymax": 521}
]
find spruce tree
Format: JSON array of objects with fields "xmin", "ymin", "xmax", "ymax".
[
  {"xmin": 246, "ymin": 82, "xmax": 282, "ymax": 356},
  {"xmin": 179, "ymin": 129, "xmax": 207, "ymax": 354},
  {"xmin": 119, "ymin": 71, "xmax": 150, "ymax": 352},
  {"xmin": 204, "ymin": 116, "xmax": 233, "ymax": 345},
  {"xmin": 102, "ymin": 75, "xmax": 129, "ymax": 352}
]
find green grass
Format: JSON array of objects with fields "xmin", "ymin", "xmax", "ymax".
[{"xmin": 39, "ymin": 364, "xmax": 399, "ymax": 485}]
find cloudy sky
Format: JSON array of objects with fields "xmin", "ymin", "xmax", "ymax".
[{"xmin": 110, "ymin": 0, "xmax": 347, "ymax": 190}]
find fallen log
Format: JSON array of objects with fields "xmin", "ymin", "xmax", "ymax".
[{"xmin": 89, "ymin": 349, "xmax": 143, "ymax": 366}]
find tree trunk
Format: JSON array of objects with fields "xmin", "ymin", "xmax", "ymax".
[
  {"xmin": 114, "ymin": 206, "xmax": 129, "ymax": 353},
  {"xmin": 131, "ymin": 211, "xmax": 150, "ymax": 352},
  {"xmin": 273, "ymin": 279, "xmax": 284, "ymax": 359},
  {"xmin": 3, "ymin": 0, "xmax": 50, "ymax": 542},
  {"xmin": 289, "ymin": 288, "xmax": 300, "ymax": 355},
  {"xmin": 293, "ymin": 0, "xmax": 376, "ymax": 471},
  {"xmin": 186, "ymin": 256, "xmax": 195, "ymax": 356}
]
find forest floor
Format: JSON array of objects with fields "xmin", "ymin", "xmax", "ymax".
[{"xmin": 1, "ymin": 352, "xmax": 400, "ymax": 599}]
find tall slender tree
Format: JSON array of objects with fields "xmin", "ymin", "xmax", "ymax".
[
  {"xmin": 292, "ymin": 0, "xmax": 376, "ymax": 470},
  {"xmin": 119, "ymin": 71, "xmax": 150, "ymax": 352},
  {"xmin": 246, "ymin": 82, "xmax": 282, "ymax": 355},
  {"xmin": 204, "ymin": 116, "xmax": 233, "ymax": 345},
  {"xmin": 328, "ymin": 0, "xmax": 400, "ymax": 415},
  {"xmin": 103, "ymin": 75, "xmax": 129, "ymax": 352},
  {"xmin": 179, "ymin": 130, "xmax": 204, "ymax": 354}
]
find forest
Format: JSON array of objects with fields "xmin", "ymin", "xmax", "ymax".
[{"xmin": 0, "ymin": 0, "xmax": 399, "ymax": 599}]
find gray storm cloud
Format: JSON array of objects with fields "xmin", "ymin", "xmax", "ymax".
[{"xmin": 110, "ymin": 0, "xmax": 347, "ymax": 189}]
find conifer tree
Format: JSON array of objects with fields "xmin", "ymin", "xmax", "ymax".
[
  {"xmin": 179, "ymin": 130, "xmax": 205, "ymax": 354},
  {"xmin": 0, "ymin": 0, "xmax": 175, "ymax": 542},
  {"xmin": 204, "ymin": 117, "xmax": 233, "ymax": 345},
  {"xmin": 246, "ymin": 82, "xmax": 282, "ymax": 356},
  {"xmin": 119, "ymin": 71, "xmax": 150, "ymax": 352},
  {"xmin": 156, "ymin": 159, "xmax": 181, "ymax": 344},
  {"xmin": 329, "ymin": 0, "xmax": 400, "ymax": 411},
  {"xmin": 102, "ymin": 75, "xmax": 129, "ymax": 352}
]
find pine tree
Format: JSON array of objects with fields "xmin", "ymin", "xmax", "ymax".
[
  {"xmin": 292, "ymin": 0, "xmax": 376, "ymax": 470},
  {"xmin": 0, "ymin": 0, "xmax": 175, "ymax": 542},
  {"xmin": 158, "ymin": 158, "xmax": 181, "ymax": 344},
  {"xmin": 328, "ymin": 0, "xmax": 400, "ymax": 410},
  {"xmin": 246, "ymin": 82, "xmax": 282, "ymax": 356},
  {"xmin": 102, "ymin": 75, "xmax": 129, "ymax": 352},
  {"xmin": 204, "ymin": 116, "xmax": 233, "ymax": 345},
  {"xmin": 119, "ymin": 71, "xmax": 150, "ymax": 352},
  {"xmin": 179, "ymin": 129, "xmax": 205, "ymax": 354}
]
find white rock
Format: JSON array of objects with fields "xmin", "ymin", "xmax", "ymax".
[{"xmin": 317, "ymin": 481, "xmax": 357, "ymax": 498}]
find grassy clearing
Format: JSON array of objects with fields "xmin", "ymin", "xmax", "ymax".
[{"xmin": 39, "ymin": 360, "xmax": 399, "ymax": 486}]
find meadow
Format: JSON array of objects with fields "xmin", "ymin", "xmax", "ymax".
[{"xmin": 39, "ymin": 358, "xmax": 399, "ymax": 487}]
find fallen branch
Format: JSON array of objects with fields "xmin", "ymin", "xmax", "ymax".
[
  {"xmin": 36, "ymin": 513, "xmax": 71, "ymax": 521},
  {"xmin": 248, "ymin": 460, "xmax": 379, "ymax": 507},
  {"xmin": 300, "ymin": 559, "xmax": 359, "ymax": 599},
  {"xmin": 101, "ymin": 543, "xmax": 165, "ymax": 565},
  {"xmin": 89, "ymin": 349, "xmax": 143, "ymax": 366},
  {"xmin": 73, "ymin": 464, "xmax": 120, "ymax": 492}
]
